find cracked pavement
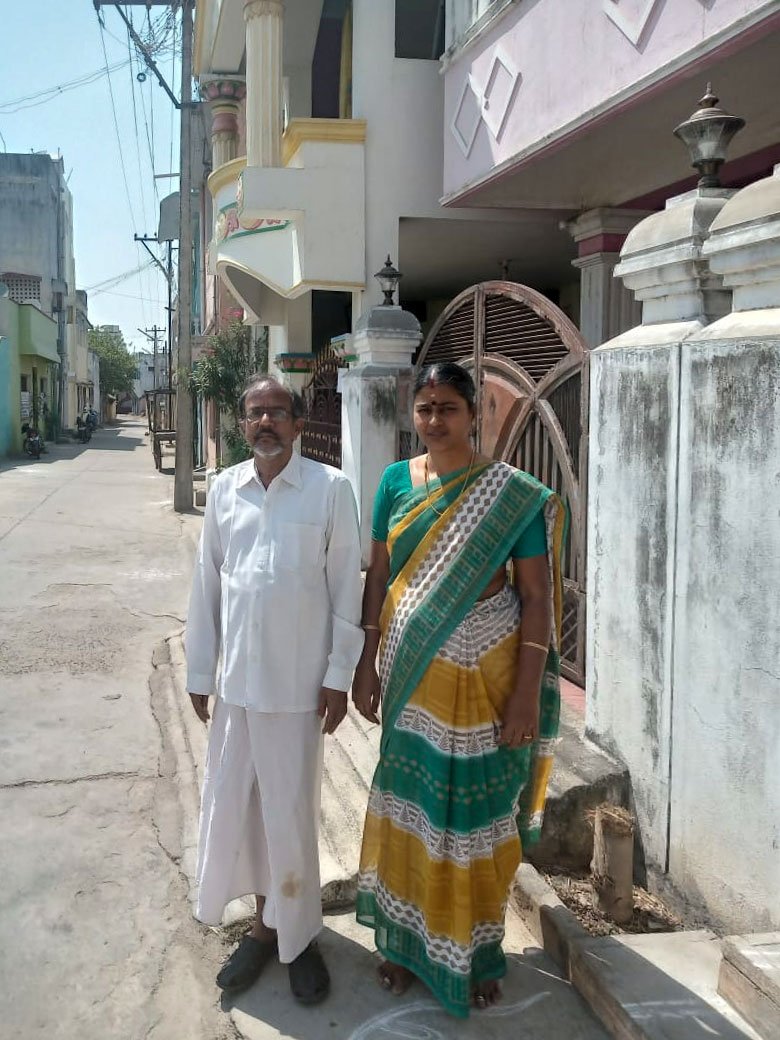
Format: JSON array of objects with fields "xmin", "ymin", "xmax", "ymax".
[{"xmin": 0, "ymin": 421, "xmax": 235, "ymax": 1040}]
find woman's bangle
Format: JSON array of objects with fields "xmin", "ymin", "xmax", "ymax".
[
  {"xmin": 362, "ymin": 624, "xmax": 381, "ymax": 631},
  {"xmin": 521, "ymin": 640, "xmax": 548, "ymax": 653}
]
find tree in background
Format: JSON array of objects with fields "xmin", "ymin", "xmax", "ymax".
[
  {"xmin": 187, "ymin": 322, "xmax": 268, "ymax": 466},
  {"xmin": 87, "ymin": 326, "xmax": 137, "ymax": 399}
]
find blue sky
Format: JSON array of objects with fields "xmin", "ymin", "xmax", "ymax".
[{"xmin": 0, "ymin": 0, "xmax": 183, "ymax": 352}]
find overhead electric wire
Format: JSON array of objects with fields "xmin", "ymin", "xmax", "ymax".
[
  {"xmin": 96, "ymin": 9, "xmax": 150, "ymax": 325},
  {"xmin": 85, "ymin": 260, "xmax": 156, "ymax": 294},
  {"xmin": 0, "ymin": 60, "xmax": 131, "ymax": 114}
]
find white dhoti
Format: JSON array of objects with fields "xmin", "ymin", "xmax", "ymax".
[{"xmin": 195, "ymin": 699, "xmax": 324, "ymax": 964}]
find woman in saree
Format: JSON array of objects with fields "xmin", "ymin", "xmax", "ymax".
[{"xmin": 352, "ymin": 361, "xmax": 565, "ymax": 1018}]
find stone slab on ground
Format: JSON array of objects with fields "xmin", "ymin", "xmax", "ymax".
[
  {"xmin": 513, "ymin": 865, "xmax": 760, "ymax": 1040},
  {"xmin": 718, "ymin": 934, "xmax": 780, "ymax": 1039},
  {"xmin": 569, "ymin": 931, "xmax": 761, "ymax": 1040},
  {"xmin": 226, "ymin": 906, "xmax": 610, "ymax": 1040}
]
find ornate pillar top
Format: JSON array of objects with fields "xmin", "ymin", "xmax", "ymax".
[
  {"xmin": 199, "ymin": 80, "xmax": 247, "ymax": 104},
  {"xmin": 243, "ymin": 0, "xmax": 283, "ymax": 22}
]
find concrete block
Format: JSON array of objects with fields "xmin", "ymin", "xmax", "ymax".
[
  {"xmin": 568, "ymin": 931, "xmax": 761, "ymax": 1040},
  {"xmin": 194, "ymin": 487, "xmax": 207, "ymax": 507},
  {"xmin": 719, "ymin": 934, "xmax": 780, "ymax": 1040}
]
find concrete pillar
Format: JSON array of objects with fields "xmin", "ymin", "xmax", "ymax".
[
  {"xmin": 587, "ymin": 187, "xmax": 732, "ymax": 874},
  {"xmin": 341, "ymin": 305, "xmax": 422, "ymax": 562},
  {"xmin": 201, "ymin": 79, "xmax": 246, "ymax": 169},
  {"xmin": 269, "ymin": 294, "xmax": 313, "ymax": 395},
  {"xmin": 666, "ymin": 167, "xmax": 780, "ymax": 931},
  {"xmin": 567, "ymin": 208, "xmax": 650, "ymax": 347},
  {"xmin": 243, "ymin": 0, "xmax": 283, "ymax": 168}
]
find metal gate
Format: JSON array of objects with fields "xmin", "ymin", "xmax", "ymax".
[
  {"xmin": 300, "ymin": 348, "xmax": 344, "ymax": 468},
  {"xmin": 417, "ymin": 282, "xmax": 588, "ymax": 686}
]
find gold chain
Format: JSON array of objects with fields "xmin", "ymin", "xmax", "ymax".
[{"xmin": 424, "ymin": 449, "xmax": 476, "ymax": 517}]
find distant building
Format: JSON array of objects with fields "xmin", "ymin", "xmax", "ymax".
[
  {"xmin": 0, "ymin": 294, "xmax": 59, "ymax": 455},
  {"xmin": 0, "ymin": 152, "xmax": 92, "ymax": 432}
]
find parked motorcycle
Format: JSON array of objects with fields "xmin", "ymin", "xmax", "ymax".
[
  {"xmin": 75, "ymin": 416, "xmax": 92, "ymax": 444},
  {"xmin": 22, "ymin": 423, "xmax": 44, "ymax": 459}
]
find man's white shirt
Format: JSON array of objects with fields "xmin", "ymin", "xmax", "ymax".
[{"xmin": 185, "ymin": 453, "xmax": 364, "ymax": 712}]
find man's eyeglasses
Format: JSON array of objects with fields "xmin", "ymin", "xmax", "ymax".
[{"xmin": 243, "ymin": 407, "xmax": 292, "ymax": 424}]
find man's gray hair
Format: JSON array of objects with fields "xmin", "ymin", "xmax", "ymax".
[{"xmin": 238, "ymin": 373, "xmax": 305, "ymax": 419}]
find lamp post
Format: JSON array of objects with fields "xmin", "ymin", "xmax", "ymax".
[
  {"xmin": 374, "ymin": 255, "xmax": 402, "ymax": 306},
  {"xmin": 673, "ymin": 85, "xmax": 745, "ymax": 189}
]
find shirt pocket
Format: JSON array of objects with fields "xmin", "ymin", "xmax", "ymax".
[{"xmin": 273, "ymin": 522, "xmax": 326, "ymax": 576}]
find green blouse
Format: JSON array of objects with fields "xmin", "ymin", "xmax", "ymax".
[{"xmin": 371, "ymin": 460, "xmax": 547, "ymax": 559}]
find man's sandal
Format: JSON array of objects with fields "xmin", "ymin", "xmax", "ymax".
[
  {"xmin": 216, "ymin": 934, "xmax": 278, "ymax": 993},
  {"xmin": 288, "ymin": 941, "xmax": 330, "ymax": 1005}
]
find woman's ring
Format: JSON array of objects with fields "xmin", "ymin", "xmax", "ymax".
[
  {"xmin": 475, "ymin": 994, "xmax": 488, "ymax": 1009},
  {"xmin": 521, "ymin": 732, "xmax": 533, "ymax": 742}
]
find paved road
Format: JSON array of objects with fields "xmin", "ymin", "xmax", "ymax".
[{"xmin": 0, "ymin": 420, "xmax": 230, "ymax": 1040}]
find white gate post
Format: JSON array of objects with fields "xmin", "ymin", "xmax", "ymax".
[{"xmin": 341, "ymin": 305, "xmax": 422, "ymax": 564}]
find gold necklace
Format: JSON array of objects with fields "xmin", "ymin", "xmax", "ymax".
[{"xmin": 424, "ymin": 449, "xmax": 476, "ymax": 517}]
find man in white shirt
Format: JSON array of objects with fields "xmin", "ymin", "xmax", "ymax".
[{"xmin": 185, "ymin": 375, "xmax": 364, "ymax": 1005}]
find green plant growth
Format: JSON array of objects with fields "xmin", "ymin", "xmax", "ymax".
[
  {"xmin": 87, "ymin": 326, "xmax": 138, "ymax": 398},
  {"xmin": 187, "ymin": 322, "xmax": 268, "ymax": 467}
]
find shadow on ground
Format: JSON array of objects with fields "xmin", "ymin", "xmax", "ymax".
[{"xmin": 220, "ymin": 910, "xmax": 608, "ymax": 1040}]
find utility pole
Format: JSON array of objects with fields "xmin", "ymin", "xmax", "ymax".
[
  {"xmin": 173, "ymin": 0, "xmax": 194, "ymax": 512},
  {"xmin": 94, "ymin": 0, "xmax": 193, "ymax": 509},
  {"xmin": 134, "ymin": 232, "xmax": 175, "ymax": 393},
  {"xmin": 138, "ymin": 325, "xmax": 165, "ymax": 389}
]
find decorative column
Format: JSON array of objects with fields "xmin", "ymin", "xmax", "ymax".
[
  {"xmin": 243, "ymin": 0, "xmax": 283, "ymax": 168},
  {"xmin": 567, "ymin": 208, "xmax": 650, "ymax": 347},
  {"xmin": 201, "ymin": 79, "xmax": 246, "ymax": 169},
  {"xmin": 341, "ymin": 304, "xmax": 422, "ymax": 563}
]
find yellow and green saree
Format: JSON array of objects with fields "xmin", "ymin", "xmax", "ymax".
[{"xmin": 356, "ymin": 459, "xmax": 565, "ymax": 1018}]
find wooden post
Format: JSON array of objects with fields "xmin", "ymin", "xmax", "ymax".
[{"xmin": 591, "ymin": 805, "xmax": 634, "ymax": 925}]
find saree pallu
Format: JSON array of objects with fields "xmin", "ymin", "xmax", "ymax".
[{"xmin": 356, "ymin": 461, "xmax": 565, "ymax": 1018}]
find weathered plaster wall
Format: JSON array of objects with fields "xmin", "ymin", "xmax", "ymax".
[
  {"xmin": 587, "ymin": 335, "xmax": 681, "ymax": 869},
  {"xmin": 0, "ymin": 154, "xmax": 62, "ymax": 316},
  {"xmin": 671, "ymin": 332, "xmax": 780, "ymax": 930},
  {"xmin": 341, "ymin": 367, "xmax": 401, "ymax": 563}
]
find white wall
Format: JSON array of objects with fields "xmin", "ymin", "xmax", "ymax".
[
  {"xmin": 670, "ymin": 329, "xmax": 780, "ymax": 931},
  {"xmin": 587, "ymin": 333, "xmax": 682, "ymax": 871},
  {"xmin": 588, "ymin": 199, "xmax": 780, "ymax": 930},
  {"xmin": 353, "ymin": 0, "xmax": 452, "ymax": 305}
]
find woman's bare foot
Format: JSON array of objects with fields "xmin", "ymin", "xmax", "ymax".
[
  {"xmin": 472, "ymin": 979, "xmax": 501, "ymax": 1009},
  {"xmin": 377, "ymin": 960, "xmax": 415, "ymax": 996}
]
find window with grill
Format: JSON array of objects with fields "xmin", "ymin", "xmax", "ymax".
[{"xmin": 3, "ymin": 274, "xmax": 42, "ymax": 304}]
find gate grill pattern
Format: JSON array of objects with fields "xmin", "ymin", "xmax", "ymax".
[
  {"xmin": 300, "ymin": 349, "xmax": 344, "ymax": 469},
  {"xmin": 417, "ymin": 282, "xmax": 588, "ymax": 686},
  {"xmin": 484, "ymin": 294, "xmax": 569, "ymax": 380}
]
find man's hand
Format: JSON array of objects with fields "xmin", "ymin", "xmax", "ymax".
[
  {"xmin": 317, "ymin": 687, "xmax": 348, "ymax": 735},
  {"xmin": 189, "ymin": 693, "xmax": 211, "ymax": 724}
]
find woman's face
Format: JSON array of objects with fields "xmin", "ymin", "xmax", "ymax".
[{"xmin": 413, "ymin": 381, "xmax": 474, "ymax": 452}]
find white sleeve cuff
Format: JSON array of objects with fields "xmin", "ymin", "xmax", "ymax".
[
  {"xmin": 322, "ymin": 665, "xmax": 352, "ymax": 693},
  {"xmin": 187, "ymin": 672, "xmax": 217, "ymax": 696}
]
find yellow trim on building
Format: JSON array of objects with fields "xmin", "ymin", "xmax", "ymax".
[
  {"xmin": 282, "ymin": 118, "xmax": 367, "ymax": 166},
  {"xmin": 207, "ymin": 156, "xmax": 247, "ymax": 198},
  {"xmin": 193, "ymin": 0, "xmax": 207, "ymax": 77}
]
